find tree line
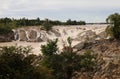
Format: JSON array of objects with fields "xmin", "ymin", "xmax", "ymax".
[
  {"xmin": 0, "ymin": 18, "xmax": 85, "ymax": 34},
  {"xmin": 0, "ymin": 17, "xmax": 86, "ymax": 27}
]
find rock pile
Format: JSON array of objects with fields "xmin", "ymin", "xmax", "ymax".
[{"xmin": 73, "ymin": 39, "xmax": 120, "ymax": 79}]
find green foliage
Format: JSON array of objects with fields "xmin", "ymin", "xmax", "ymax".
[
  {"xmin": 106, "ymin": 13, "xmax": 120, "ymax": 39},
  {"xmin": 0, "ymin": 22, "xmax": 16, "ymax": 35},
  {"xmin": 0, "ymin": 19, "xmax": 18, "ymax": 38},
  {"xmin": 41, "ymin": 19, "xmax": 53, "ymax": 31},
  {"xmin": 41, "ymin": 39, "xmax": 96, "ymax": 79},
  {"xmin": 41, "ymin": 39, "xmax": 58, "ymax": 56},
  {"xmin": 65, "ymin": 19, "xmax": 86, "ymax": 25},
  {"xmin": 0, "ymin": 40, "xmax": 96, "ymax": 79},
  {"xmin": 0, "ymin": 46, "xmax": 53, "ymax": 79},
  {"xmin": 80, "ymin": 50, "xmax": 96, "ymax": 71},
  {"xmin": 67, "ymin": 37, "xmax": 72, "ymax": 47},
  {"xmin": 105, "ymin": 25, "xmax": 114, "ymax": 38},
  {"xmin": 60, "ymin": 51, "xmax": 81, "ymax": 79},
  {"xmin": 0, "ymin": 18, "xmax": 86, "ymax": 28},
  {"xmin": 33, "ymin": 66, "xmax": 54, "ymax": 79},
  {"xmin": 0, "ymin": 17, "xmax": 12, "ymax": 24}
]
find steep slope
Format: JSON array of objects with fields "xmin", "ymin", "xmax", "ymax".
[{"xmin": 74, "ymin": 39, "xmax": 120, "ymax": 79}]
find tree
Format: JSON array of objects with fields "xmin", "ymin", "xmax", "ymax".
[
  {"xmin": 42, "ymin": 19, "xmax": 53, "ymax": 31},
  {"xmin": 41, "ymin": 38, "xmax": 96, "ymax": 79},
  {"xmin": 106, "ymin": 13, "xmax": 120, "ymax": 39},
  {"xmin": 66, "ymin": 19, "xmax": 72, "ymax": 25},
  {"xmin": 0, "ymin": 46, "xmax": 53, "ymax": 79},
  {"xmin": 65, "ymin": 19, "xmax": 86, "ymax": 25},
  {"xmin": 0, "ymin": 17, "xmax": 12, "ymax": 24},
  {"xmin": 41, "ymin": 39, "xmax": 58, "ymax": 56},
  {"xmin": 0, "ymin": 22, "xmax": 16, "ymax": 35},
  {"xmin": 36, "ymin": 17, "xmax": 41, "ymax": 25}
]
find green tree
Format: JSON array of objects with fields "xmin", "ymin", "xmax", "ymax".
[
  {"xmin": 41, "ymin": 39, "xmax": 58, "ymax": 56},
  {"xmin": 41, "ymin": 38, "xmax": 96, "ymax": 79},
  {"xmin": 106, "ymin": 13, "xmax": 120, "ymax": 39},
  {"xmin": 42, "ymin": 19, "xmax": 53, "ymax": 31},
  {"xmin": 0, "ymin": 46, "xmax": 53, "ymax": 79},
  {"xmin": 0, "ymin": 22, "xmax": 16, "ymax": 35}
]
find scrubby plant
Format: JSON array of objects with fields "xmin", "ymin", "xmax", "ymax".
[
  {"xmin": 67, "ymin": 37, "xmax": 72, "ymax": 47},
  {"xmin": 0, "ymin": 46, "xmax": 53, "ymax": 79},
  {"xmin": 41, "ymin": 39, "xmax": 58, "ymax": 56},
  {"xmin": 41, "ymin": 38, "xmax": 96, "ymax": 79},
  {"xmin": 0, "ymin": 22, "xmax": 16, "ymax": 35},
  {"xmin": 41, "ymin": 19, "xmax": 53, "ymax": 31},
  {"xmin": 106, "ymin": 13, "xmax": 120, "ymax": 39},
  {"xmin": 80, "ymin": 50, "xmax": 96, "ymax": 71}
]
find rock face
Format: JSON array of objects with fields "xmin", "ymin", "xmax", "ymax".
[
  {"xmin": 0, "ymin": 31, "xmax": 14, "ymax": 42},
  {"xmin": 74, "ymin": 30, "xmax": 97, "ymax": 42},
  {"xmin": 28, "ymin": 30, "xmax": 38, "ymax": 42},
  {"xmin": 11, "ymin": 25, "xmax": 107, "ymax": 42},
  {"xmin": 28, "ymin": 30, "xmax": 37, "ymax": 39},
  {"xmin": 73, "ymin": 39, "xmax": 120, "ymax": 79},
  {"xmin": 51, "ymin": 29, "xmax": 61, "ymax": 37},
  {"xmin": 19, "ymin": 30, "xmax": 28, "ymax": 41},
  {"xmin": 14, "ymin": 29, "xmax": 46, "ymax": 42}
]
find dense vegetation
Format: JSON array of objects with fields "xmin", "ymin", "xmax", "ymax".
[
  {"xmin": 41, "ymin": 19, "xmax": 53, "ymax": 31},
  {"xmin": 106, "ymin": 13, "xmax": 120, "ymax": 39},
  {"xmin": 41, "ymin": 38, "xmax": 96, "ymax": 79},
  {"xmin": 0, "ymin": 38, "xmax": 96, "ymax": 79},
  {"xmin": 0, "ymin": 22, "xmax": 15, "ymax": 35},
  {"xmin": 0, "ymin": 17, "xmax": 85, "ymax": 33},
  {"xmin": 0, "ymin": 46, "xmax": 54, "ymax": 79},
  {"xmin": 0, "ymin": 17, "xmax": 86, "ymax": 27}
]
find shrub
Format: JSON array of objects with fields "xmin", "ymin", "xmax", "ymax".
[
  {"xmin": 41, "ymin": 38, "xmax": 96, "ymax": 79},
  {"xmin": 41, "ymin": 19, "xmax": 53, "ymax": 31},
  {"xmin": 41, "ymin": 39, "xmax": 58, "ymax": 56},
  {"xmin": 0, "ymin": 22, "xmax": 16, "ymax": 35},
  {"xmin": 0, "ymin": 46, "xmax": 53, "ymax": 79},
  {"xmin": 106, "ymin": 13, "xmax": 120, "ymax": 39}
]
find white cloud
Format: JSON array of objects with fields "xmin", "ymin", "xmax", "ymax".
[
  {"xmin": 0, "ymin": 0, "xmax": 120, "ymax": 22},
  {"xmin": 1, "ymin": 0, "xmax": 120, "ymax": 12}
]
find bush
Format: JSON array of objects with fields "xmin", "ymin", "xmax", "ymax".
[
  {"xmin": 0, "ymin": 22, "xmax": 16, "ymax": 35},
  {"xmin": 41, "ymin": 19, "xmax": 53, "ymax": 31},
  {"xmin": 0, "ymin": 46, "xmax": 53, "ymax": 79},
  {"xmin": 41, "ymin": 38, "xmax": 96, "ymax": 79},
  {"xmin": 41, "ymin": 39, "xmax": 58, "ymax": 56},
  {"xmin": 106, "ymin": 13, "xmax": 120, "ymax": 39}
]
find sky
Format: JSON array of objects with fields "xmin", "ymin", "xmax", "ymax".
[{"xmin": 0, "ymin": 0, "xmax": 120, "ymax": 23}]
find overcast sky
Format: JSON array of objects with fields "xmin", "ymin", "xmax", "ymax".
[{"xmin": 0, "ymin": 0, "xmax": 120, "ymax": 22}]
